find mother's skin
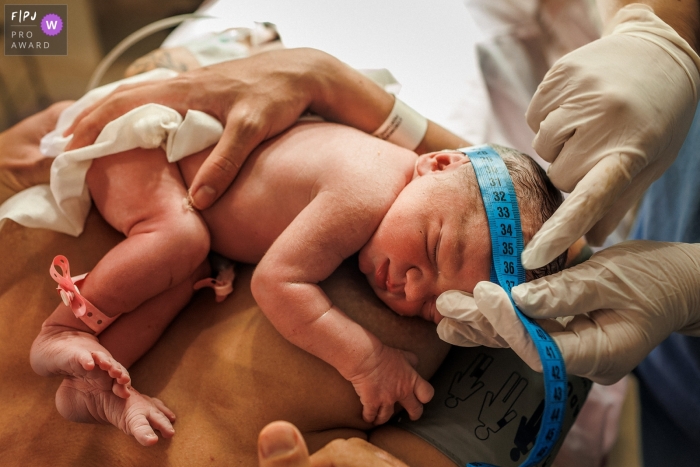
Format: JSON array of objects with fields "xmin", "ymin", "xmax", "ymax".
[{"xmin": 0, "ymin": 107, "xmax": 454, "ymax": 466}]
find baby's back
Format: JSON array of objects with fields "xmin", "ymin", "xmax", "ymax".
[{"xmin": 177, "ymin": 122, "xmax": 417, "ymax": 264}]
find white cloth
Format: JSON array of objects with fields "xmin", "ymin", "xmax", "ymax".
[{"xmin": 0, "ymin": 69, "xmax": 223, "ymax": 236}]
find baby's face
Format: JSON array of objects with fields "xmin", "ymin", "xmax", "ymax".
[{"xmin": 358, "ymin": 151, "xmax": 491, "ymax": 324}]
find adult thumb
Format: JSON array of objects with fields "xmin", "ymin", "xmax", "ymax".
[{"xmin": 258, "ymin": 421, "xmax": 311, "ymax": 467}]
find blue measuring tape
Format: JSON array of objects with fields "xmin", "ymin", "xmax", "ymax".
[{"xmin": 459, "ymin": 145, "xmax": 567, "ymax": 467}]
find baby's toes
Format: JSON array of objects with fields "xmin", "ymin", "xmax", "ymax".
[
  {"xmin": 108, "ymin": 365, "xmax": 131, "ymax": 385},
  {"xmin": 151, "ymin": 397, "xmax": 176, "ymax": 423},
  {"xmin": 74, "ymin": 351, "xmax": 95, "ymax": 374},
  {"xmin": 92, "ymin": 351, "xmax": 131, "ymax": 384},
  {"xmin": 148, "ymin": 408, "xmax": 176, "ymax": 439},
  {"xmin": 130, "ymin": 419, "xmax": 160, "ymax": 447},
  {"xmin": 112, "ymin": 381, "xmax": 132, "ymax": 399},
  {"xmin": 91, "ymin": 351, "xmax": 115, "ymax": 370}
]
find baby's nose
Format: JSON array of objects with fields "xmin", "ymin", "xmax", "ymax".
[
  {"xmin": 386, "ymin": 278, "xmax": 404, "ymax": 295},
  {"xmin": 404, "ymin": 267, "xmax": 429, "ymax": 302}
]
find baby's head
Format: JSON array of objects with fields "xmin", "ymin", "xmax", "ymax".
[{"xmin": 358, "ymin": 145, "xmax": 566, "ymax": 323}]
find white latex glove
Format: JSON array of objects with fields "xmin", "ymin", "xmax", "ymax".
[
  {"xmin": 436, "ymin": 285, "xmax": 562, "ymax": 357},
  {"xmin": 522, "ymin": 4, "xmax": 700, "ymax": 270},
  {"xmin": 438, "ymin": 241, "xmax": 700, "ymax": 385}
]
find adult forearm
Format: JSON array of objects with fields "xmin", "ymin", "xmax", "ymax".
[
  {"xmin": 305, "ymin": 49, "xmax": 469, "ymax": 153},
  {"xmin": 597, "ymin": 0, "xmax": 700, "ymax": 50}
]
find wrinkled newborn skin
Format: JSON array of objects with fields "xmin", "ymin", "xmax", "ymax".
[{"xmin": 0, "ymin": 212, "xmax": 451, "ymax": 466}]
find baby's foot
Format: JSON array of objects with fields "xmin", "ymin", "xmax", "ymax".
[
  {"xmin": 55, "ymin": 369, "xmax": 176, "ymax": 446},
  {"xmin": 30, "ymin": 326, "xmax": 131, "ymax": 396}
]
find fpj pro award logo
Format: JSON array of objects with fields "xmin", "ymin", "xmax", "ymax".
[{"xmin": 5, "ymin": 4, "xmax": 67, "ymax": 55}]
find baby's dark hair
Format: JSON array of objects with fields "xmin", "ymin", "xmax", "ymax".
[{"xmin": 489, "ymin": 144, "xmax": 567, "ymax": 281}]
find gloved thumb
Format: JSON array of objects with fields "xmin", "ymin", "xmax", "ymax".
[
  {"xmin": 521, "ymin": 156, "xmax": 633, "ymax": 269},
  {"xmin": 258, "ymin": 421, "xmax": 310, "ymax": 467},
  {"xmin": 473, "ymin": 282, "xmax": 543, "ymax": 372},
  {"xmin": 436, "ymin": 289, "xmax": 508, "ymax": 348}
]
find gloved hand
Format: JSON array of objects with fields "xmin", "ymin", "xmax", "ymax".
[
  {"xmin": 522, "ymin": 4, "xmax": 700, "ymax": 270},
  {"xmin": 437, "ymin": 241, "xmax": 700, "ymax": 385}
]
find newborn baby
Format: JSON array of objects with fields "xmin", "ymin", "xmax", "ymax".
[{"xmin": 30, "ymin": 113, "xmax": 565, "ymax": 445}]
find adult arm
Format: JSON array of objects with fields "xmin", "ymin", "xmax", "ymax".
[
  {"xmin": 0, "ymin": 101, "xmax": 71, "ymax": 199},
  {"xmin": 65, "ymin": 47, "xmax": 467, "ymax": 210},
  {"xmin": 521, "ymin": 0, "xmax": 700, "ymax": 268}
]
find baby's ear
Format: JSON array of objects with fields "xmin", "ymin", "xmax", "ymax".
[{"xmin": 415, "ymin": 151, "xmax": 467, "ymax": 176}]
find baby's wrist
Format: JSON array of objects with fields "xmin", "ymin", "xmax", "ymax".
[{"xmin": 339, "ymin": 340, "xmax": 386, "ymax": 382}]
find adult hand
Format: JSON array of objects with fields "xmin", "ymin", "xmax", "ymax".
[
  {"xmin": 64, "ymin": 48, "xmax": 393, "ymax": 210},
  {"xmin": 438, "ymin": 241, "xmax": 700, "ymax": 385},
  {"xmin": 0, "ymin": 101, "xmax": 72, "ymax": 194},
  {"xmin": 258, "ymin": 421, "xmax": 409, "ymax": 467},
  {"xmin": 522, "ymin": 4, "xmax": 700, "ymax": 269}
]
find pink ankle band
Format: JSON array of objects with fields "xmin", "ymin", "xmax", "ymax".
[
  {"xmin": 50, "ymin": 255, "xmax": 119, "ymax": 335},
  {"xmin": 193, "ymin": 262, "xmax": 235, "ymax": 303}
]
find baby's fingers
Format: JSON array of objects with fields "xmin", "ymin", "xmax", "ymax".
[
  {"xmin": 151, "ymin": 397, "xmax": 177, "ymax": 423},
  {"xmin": 398, "ymin": 393, "xmax": 423, "ymax": 422},
  {"xmin": 362, "ymin": 401, "xmax": 380, "ymax": 425},
  {"xmin": 415, "ymin": 378, "xmax": 434, "ymax": 404},
  {"xmin": 374, "ymin": 403, "xmax": 396, "ymax": 426}
]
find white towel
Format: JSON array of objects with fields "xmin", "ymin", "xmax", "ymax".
[{"xmin": 0, "ymin": 68, "xmax": 223, "ymax": 236}]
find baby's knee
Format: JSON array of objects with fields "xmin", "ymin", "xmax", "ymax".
[{"xmin": 171, "ymin": 216, "xmax": 211, "ymax": 270}]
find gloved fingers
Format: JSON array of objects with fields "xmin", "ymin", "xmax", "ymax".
[
  {"xmin": 436, "ymin": 289, "xmax": 475, "ymax": 319},
  {"xmin": 436, "ymin": 289, "xmax": 510, "ymax": 347},
  {"xmin": 512, "ymin": 267, "xmax": 594, "ymax": 319},
  {"xmin": 585, "ymin": 159, "xmax": 669, "ymax": 245},
  {"xmin": 550, "ymin": 311, "xmax": 650, "ymax": 385},
  {"xmin": 473, "ymin": 282, "xmax": 542, "ymax": 372},
  {"xmin": 436, "ymin": 318, "xmax": 508, "ymax": 348},
  {"xmin": 525, "ymin": 62, "xmax": 574, "ymax": 136},
  {"xmin": 521, "ymin": 155, "xmax": 632, "ymax": 269},
  {"xmin": 529, "ymin": 104, "xmax": 579, "ymax": 165},
  {"xmin": 519, "ymin": 240, "xmax": 700, "ymax": 319}
]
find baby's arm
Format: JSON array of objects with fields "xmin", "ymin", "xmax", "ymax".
[{"xmin": 251, "ymin": 189, "xmax": 433, "ymax": 425}]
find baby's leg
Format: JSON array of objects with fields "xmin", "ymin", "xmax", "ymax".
[
  {"xmin": 32, "ymin": 148, "xmax": 209, "ymax": 376},
  {"xmin": 83, "ymin": 146, "xmax": 211, "ymax": 317},
  {"xmin": 31, "ymin": 147, "xmax": 210, "ymax": 443},
  {"xmin": 53, "ymin": 265, "xmax": 207, "ymax": 446}
]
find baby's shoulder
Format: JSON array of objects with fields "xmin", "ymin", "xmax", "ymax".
[{"xmin": 292, "ymin": 122, "xmax": 415, "ymax": 198}]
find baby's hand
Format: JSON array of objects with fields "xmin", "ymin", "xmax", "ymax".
[{"xmin": 348, "ymin": 345, "xmax": 434, "ymax": 425}]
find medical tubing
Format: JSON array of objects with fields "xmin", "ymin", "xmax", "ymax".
[
  {"xmin": 87, "ymin": 13, "xmax": 213, "ymax": 92},
  {"xmin": 460, "ymin": 145, "xmax": 567, "ymax": 467}
]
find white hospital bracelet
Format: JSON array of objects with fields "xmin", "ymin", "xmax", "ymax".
[{"xmin": 372, "ymin": 97, "xmax": 428, "ymax": 150}]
